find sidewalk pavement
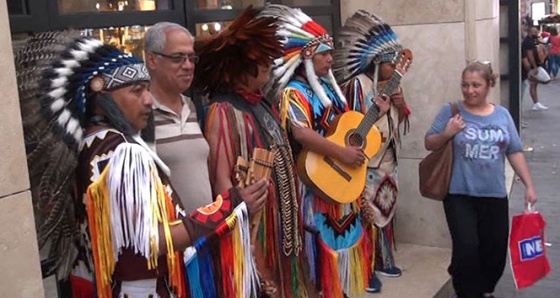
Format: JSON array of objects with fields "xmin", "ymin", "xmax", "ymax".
[{"xmin": 494, "ymin": 79, "xmax": 560, "ymax": 297}]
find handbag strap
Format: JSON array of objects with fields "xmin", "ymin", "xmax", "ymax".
[
  {"xmin": 445, "ymin": 102, "xmax": 460, "ymax": 144},
  {"xmin": 450, "ymin": 102, "xmax": 459, "ymax": 116}
]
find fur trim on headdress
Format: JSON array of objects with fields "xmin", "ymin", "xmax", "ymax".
[
  {"xmin": 259, "ymin": 4, "xmax": 345, "ymax": 106},
  {"xmin": 193, "ymin": 5, "xmax": 283, "ymax": 97},
  {"xmin": 333, "ymin": 10, "xmax": 403, "ymax": 85}
]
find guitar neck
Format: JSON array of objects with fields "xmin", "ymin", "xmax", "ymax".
[
  {"xmin": 355, "ymin": 71, "xmax": 403, "ymax": 137},
  {"xmin": 379, "ymin": 71, "xmax": 403, "ymax": 98}
]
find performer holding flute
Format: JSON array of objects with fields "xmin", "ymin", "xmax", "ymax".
[
  {"xmin": 16, "ymin": 31, "xmax": 268, "ymax": 298},
  {"xmin": 195, "ymin": 6, "xmax": 308, "ymax": 298}
]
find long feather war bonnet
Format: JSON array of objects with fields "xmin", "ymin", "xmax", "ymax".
[
  {"xmin": 333, "ymin": 10, "xmax": 404, "ymax": 85},
  {"xmin": 259, "ymin": 4, "xmax": 346, "ymax": 106},
  {"xmin": 15, "ymin": 31, "xmax": 150, "ymax": 277}
]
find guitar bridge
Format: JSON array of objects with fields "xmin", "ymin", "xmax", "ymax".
[{"xmin": 323, "ymin": 156, "xmax": 352, "ymax": 182}]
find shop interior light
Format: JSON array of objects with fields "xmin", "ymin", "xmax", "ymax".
[
  {"xmin": 202, "ymin": 23, "xmax": 209, "ymax": 31},
  {"xmin": 214, "ymin": 22, "xmax": 221, "ymax": 31},
  {"xmin": 95, "ymin": 3, "xmax": 100, "ymax": 10},
  {"xmin": 118, "ymin": 1, "xmax": 127, "ymax": 11},
  {"xmin": 138, "ymin": 0, "xmax": 156, "ymax": 11}
]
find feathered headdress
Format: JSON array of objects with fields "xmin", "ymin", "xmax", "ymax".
[
  {"xmin": 193, "ymin": 5, "xmax": 283, "ymax": 97},
  {"xmin": 259, "ymin": 4, "xmax": 346, "ymax": 107},
  {"xmin": 333, "ymin": 10, "xmax": 404, "ymax": 85},
  {"xmin": 15, "ymin": 32, "xmax": 149, "ymax": 276}
]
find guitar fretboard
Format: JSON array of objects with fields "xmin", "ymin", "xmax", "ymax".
[{"xmin": 354, "ymin": 71, "xmax": 403, "ymax": 138}]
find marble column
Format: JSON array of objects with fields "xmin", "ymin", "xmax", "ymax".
[
  {"xmin": 0, "ymin": 1, "xmax": 45, "ymax": 297},
  {"xmin": 340, "ymin": 0, "xmax": 501, "ymax": 248}
]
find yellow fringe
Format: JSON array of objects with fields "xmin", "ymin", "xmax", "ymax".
[
  {"xmin": 348, "ymin": 235, "xmax": 368, "ymax": 297},
  {"xmin": 228, "ymin": 211, "xmax": 244, "ymax": 298},
  {"xmin": 86, "ymin": 167, "xmax": 113, "ymax": 298},
  {"xmin": 153, "ymin": 168, "xmax": 182, "ymax": 296},
  {"xmin": 86, "ymin": 151, "xmax": 183, "ymax": 297},
  {"xmin": 279, "ymin": 89, "xmax": 291, "ymax": 132},
  {"xmin": 319, "ymin": 231, "xmax": 370, "ymax": 298}
]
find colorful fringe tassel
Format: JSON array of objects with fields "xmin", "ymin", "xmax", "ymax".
[
  {"xmin": 183, "ymin": 203, "xmax": 258, "ymax": 298},
  {"xmin": 86, "ymin": 143, "xmax": 185, "ymax": 298},
  {"xmin": 317, "ymin": 232, "xmax": 371, "ymax": 298},
  {"xmin": 377, "ymin": 219, "xmax": 397, "ymax": 270}
]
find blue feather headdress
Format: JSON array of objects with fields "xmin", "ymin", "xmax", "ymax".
[
  {"xmin": 41, "ymin": 37, "xmax": 149, "ymax": 147},
  {"xmin": 15, "ymin": 33, "xmax": 150, "ymax": 277},
  {"xmin": 333, "ymin": 10, "xmax": 404, "ymax": 85}
]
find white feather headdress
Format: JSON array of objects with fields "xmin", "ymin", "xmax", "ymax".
[{"xmin": 259, "ymin": 4, "xmax": 345, "ymax": 106}]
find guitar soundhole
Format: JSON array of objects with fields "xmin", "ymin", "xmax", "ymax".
[{"xmin": 347, "ymin": 132, "xmax": 364, "ymax": 147}]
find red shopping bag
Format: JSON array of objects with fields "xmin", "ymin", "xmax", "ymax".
[{"xmin": 509, "ymin": 207, "xmax": 551, "ymax": 289}]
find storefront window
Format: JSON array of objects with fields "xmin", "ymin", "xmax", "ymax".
[
  {"xmin": 57, "ymin": 0, "xmax": 172, "ymax": 14},
  {"xmin": 8, "ymin": 0, "xmax": 26, "ymax": 15},
  {"xmin": 195, "ymin": 21, "xmax": 232, "ymax": 36},
  {"xmin": 81, "ymin": 25, "xmax": 150, "ymax": 59},
  {"xmin": 196, "ymin": 0, "xmax": 264, "ymax": 10}
]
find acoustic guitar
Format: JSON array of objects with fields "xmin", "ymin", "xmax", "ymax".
[{"xmin": 298, "ymin": 49, "xmax": 413, "ymax": 204}]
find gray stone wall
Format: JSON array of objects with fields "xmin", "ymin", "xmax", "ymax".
[{"xmin": 0, "ymin": 1, "xmax": 45, "ymax": 297}]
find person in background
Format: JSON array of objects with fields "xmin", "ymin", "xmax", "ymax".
[
  {"xmin": 333, "ymin": 10, "xmax": 411, "ymax": 293},
  {"xmin": 540, "ymin": 26, "xmax": 551, "ymax": 41},
  {"xmin": 547, "ymin": 27, "xmax": 560, "ymax": 79},
  {"xmin": 522, "ymin": 26, "xmax": 548, "ymax": 111},
  {"xmin": 261, "ymin": 4, "xmax": 376, "ymax": 297},
  {"xmin": 145, "ymin": 22, "xmax": 213, "ymax": 213},
  {"xmin": 425, "ymin": 61, "xmax": 537, "ymax": 298},
  {"xmin": 538, "ymin": 26, "xmax": 550, "ymax": 72}
]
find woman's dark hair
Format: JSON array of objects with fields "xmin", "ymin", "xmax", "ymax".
[
  {"xmin": 551, "ymin": 27, "xmax": 558, "ymax": 36},
  {"xmin": 462, "ymin": 61, "xmax": 498, "ymax": 87}
]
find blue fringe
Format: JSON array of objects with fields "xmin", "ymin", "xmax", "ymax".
[
  {"xmin": 195, "ymin": 237, "xmax": 217, "ymax": 298},
  {"xmin": 185, "ymin": 249, "xmax": 204, "ymax": 298}
]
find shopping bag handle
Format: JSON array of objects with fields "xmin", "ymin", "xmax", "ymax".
[{"xmin": 525, "ymin": 202, "xmax": 536, "ymax": 213}]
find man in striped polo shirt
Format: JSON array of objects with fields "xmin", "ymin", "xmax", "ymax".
[{"xmin": 145, "ymin": 22, "xmax": 213, "ymax": 213}]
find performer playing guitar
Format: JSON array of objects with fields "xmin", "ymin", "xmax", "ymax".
[
  {"xmin": 196, "ymin": 6, "xmax": 307, "ymax": 297},
  {"xmin": 334, "ymin": 10, "xmax": 414, "ymax": 292},
  {"xmin": 298, "ymin": 49, "xmax": 412, "ymax": 204},
  {"xmin": 261, "ymin": 4, "xmax": 392, "ymax": 297}
]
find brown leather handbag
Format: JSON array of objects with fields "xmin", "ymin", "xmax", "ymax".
[{"xmin": 418, "ymin": 102, "xmax": 459, "ymax": 201}]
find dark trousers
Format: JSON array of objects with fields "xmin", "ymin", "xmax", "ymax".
[{"xmin": 444, "ymin": 194, "xmax": 509, "ymax": 298}]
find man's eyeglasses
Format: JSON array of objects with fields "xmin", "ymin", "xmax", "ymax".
[{"xmin": 152, "ymin": 52, "xmax": 199, "ymax": 64}]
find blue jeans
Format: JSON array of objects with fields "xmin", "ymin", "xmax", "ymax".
[{"xmin": 548, "ymin": 54, "xmax": 560, "ymax": 78}]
